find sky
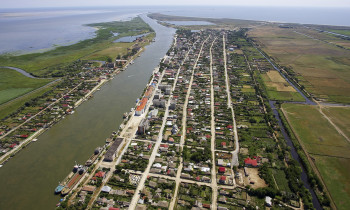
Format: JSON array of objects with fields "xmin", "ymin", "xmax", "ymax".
[{"xmin": 2, "ymin": 0, "xmax": 350, "ymax": 8}]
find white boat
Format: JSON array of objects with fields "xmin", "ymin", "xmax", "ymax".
[{"xmin": 32, "ymin": 139, "xmax": 38, "ymax": 142}]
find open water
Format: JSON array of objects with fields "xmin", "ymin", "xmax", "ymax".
[{"xmin": 1, "ymin": 6, "xmax": 350, "ymax": 54}]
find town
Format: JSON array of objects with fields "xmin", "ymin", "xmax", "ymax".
[{"xmin": 54, "ymin": 28, "xmax": 319, "ymax": 209}]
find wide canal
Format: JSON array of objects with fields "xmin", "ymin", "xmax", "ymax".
[{"xmin": 0, "ymin": 14, "xmax": 175, "ymax": 210}]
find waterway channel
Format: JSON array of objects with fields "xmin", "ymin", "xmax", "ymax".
[
  {"xmin": 0, "ymin": 14, "xmax": 175, "ymax": 210},
  {"xmin": 269, "ymin": 101, "xmax": 322, "ymax": 209}
]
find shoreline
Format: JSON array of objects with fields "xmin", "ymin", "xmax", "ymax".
[{"xmin": 0, "ymin": 42, "xmax": 149, "ymax": 166}]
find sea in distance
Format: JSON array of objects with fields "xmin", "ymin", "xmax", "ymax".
[{"xmin": 1, "ymin": 6, "xmax": 350, "ymax": 55}]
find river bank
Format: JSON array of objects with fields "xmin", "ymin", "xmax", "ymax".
[{"xmin": 0, "ymin": 14, "xmax": 175, "ymax": 210}]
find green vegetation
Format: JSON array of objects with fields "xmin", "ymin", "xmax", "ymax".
[
  {"xmin": 0, "ymin": 68, "xmax": 52, "ymax": 104},
  {"xmin": 322, "ymin": 106, "xmax": 350, "ymax": 139},
  {"xmin": 282, "ymin": 103, "xmax": 350, "ymax": 209},
  {"xmin": 328, "ymin": 29, "xmax": 350, "ymax": 36},
  {"xmin": 0, "ymin": 81, "xmax": 58, "ymax": 120},
  {"xmin": 249, "ymin": 25, "xmax": 350, "ymax": 103},
  {"xmin": 0, "ymin": 17, "xmax": 153, "ymax": 77},
  {"xmin": 0, "ymin": 17, "xmax": 153, "ymax": 120},
  {"xmin": 259, "ymin": 71, "xmax": 304, "ymax": 101}
]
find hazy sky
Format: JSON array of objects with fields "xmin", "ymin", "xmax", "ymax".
[{"xmin": 2, "ymin": 0, "xmax": 350, "ymax": 8}]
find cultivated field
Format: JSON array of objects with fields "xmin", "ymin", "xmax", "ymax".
[
  {"xmin": 260, "ymin": 70, "xmax": 304, "ymax": 101},
  {"xmin": 282, "ymin": 103, "xmax": 350, "ymax": 209},
  {"xmin": 0, "ymin": 68, "xmax": 52, "ymax": 105},
  {"xmin": 249, "ymin": 25, "xmax": 350, "ymax": 104}
]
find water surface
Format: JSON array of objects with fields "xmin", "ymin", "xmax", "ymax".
[{"xmin": 0, "ymin": 14, "xmax": 175, "ymax": 210}]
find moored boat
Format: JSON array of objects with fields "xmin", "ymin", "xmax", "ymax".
[
  {"xmin": 54, "ymin": 184, "xmax": 64, "ymax": 194},
  {"xmin": 61, "ymin": 187, "xmax": 70, "ymax": 196}
]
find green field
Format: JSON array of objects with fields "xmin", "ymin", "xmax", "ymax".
[
  {"xmin": 249, "ymin": 26, "xmax": 350, "ymax": 104},
  {"xmin": 260, "ymin": 71, "xmax": 304, "ymax": 101},
  {"xmin": 323, "ymin": 106, "xmax": 350, "ymax": 139},
  {"xmin": 282, "ymin": 103, "xmax": 350, "ymax": 209},
  {"xmin": 314, "ymin": 156, "xmax": 350, "ymax": 210},
  {"xmin": 328, "ymin": 29, "xmax": 350, "ymax": 36},
  {"xmin": 0, "ymin": 68, "xmax": 52, "ymax": 104},
  {"xmin": 272, "ymin": 169, "xmax": 291, "ymax": 193}
]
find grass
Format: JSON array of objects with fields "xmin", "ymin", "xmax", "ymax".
[
  {"xmin": 272, "ymin": 169, "xmax": 291, "ymax": 193},
  {"xmin": 260, "ymin": 70, "xmax": 304, "ymax": 101},
  {"xmin": 282, "ymin": 103, "xmax": 350, "ymax": 209},
  {"xmin": 314, "ymin": 155, "xmax": 350, "ymax": 210},
  {"xmin": 322, "ymin": 106, "xmax": 350, "ymax": 139},
  {"xmin": 0, "ymin": 17, "xmax": 153, "ymax": 118},
  {"xmin": 0, "ymin": 17, "xmax": 153, "ymax": 77},
  {"xmin": 0, "ymin": 83, "xmax": 57, "ymax": 120},
  {"xmin": 249, "ymin": 25, "xmax": 350, "ymax": 104},
  {"xmin": 328, "ymin": 29, "xmax": 350, "ymax": 36},
  {"xmin": 0, "ymin": 68, "xmax": 52, "ymax": 104}
]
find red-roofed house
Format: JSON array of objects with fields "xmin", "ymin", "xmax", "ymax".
[
  {"xmin": 219, "ymin": 176, "xmax": 227, "ymax": 184},
  {"xmin": 218, "ymin": 167, "xmax": 226, "ymax": 173},
  {"xmin": 244, "ymin": 157, "xmax": 258, "ymax": 167},
  {"xmin": 203, "ymin": 203, "xmax": 211, "ymax": 209},
  {"xmin": 95, "ymin": 171, "xmax": 106, "ymax": 178}
]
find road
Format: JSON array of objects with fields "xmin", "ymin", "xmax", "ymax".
[
  {"xmin": 209, "ymin": 36, "xmax": 218, "ymax": 209},
  {"xmin": 169, "ymin": 37, "xmax": 210, "ymax": 210},
  {"xmin": 222, "ymin": 34, "xmax": 240, "ymax": 167}
]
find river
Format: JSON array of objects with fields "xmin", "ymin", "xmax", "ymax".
[
  {"xmin": 0, "ymin": 14, "xmax": 175, "ymax": 210},
  {"xmin": 269, "ymin": 101, "xmax": 321, "ymax": 209}
]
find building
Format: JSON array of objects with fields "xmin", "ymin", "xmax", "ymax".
[
  {"xmin": 135, "ymin": 98, "xmax": 148, "ymax": 116},
  {"xmin": 153, "ymin": 99, "xmax": 166, "ymax": 108},
  {"xmin": 244, "ymin": 157, "xmax": 258, "ymax": 167},
  {"xmin": 169, "ymin": 100, "xmax": 176, "ymax": 110},
  {"xmin": 144, "ymin": 86, "xmax": 155, "ymax": 98},
  {"xmin": 218, "ymin": 167, "xmax": 226, "ymax": 173},
  {"xmin": 265, "ymin": 196, "xmax": 272, "ymax": 207},
  {"xmin": 138, "ymin": 119, "xmax": 150, "ymax": 134},
  {"xmin": 159, "ymin": 84, "xmax": 171, "ymax": 95},
  {"xmin": 104, "ymin": 138, "xmax": 123, "ymax": 162}
]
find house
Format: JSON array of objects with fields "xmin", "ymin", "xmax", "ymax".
[
  {"xmin": 265, "ymin": 196, "xmax": 272, "ymax": 207},
  {"xmin": 159, "ymin": 144, "xmax": 169, "ymax": 152},
  {"xmin": 95, "ymin": 171, "xmax": 106, "ymax": 178},
  {"xmin": 217, "ymin": 159, "xmax": 224, "ymax": 166},
  {"xmin": 244, "ymin": 157, "xmax": 258, "ymax": 167},
  {"xmin": 219, "ymin": 176, "xmax": 226, "ymax": 184},
  {"xmin": 148, "ymin": 181, "xmax": 157, "ymax": 188},
  {"xmin": 82, "ymin": 185, "xmax": 96, "ymax": 193},
  {"xmin": 203, "ymin": 203, "xmax": 211, "ymax": 209},
  {"xmin": 181, "ymin": 173, "xmax": 191, "ymax": 179},
  {"xmin": 218, "ymin": 196, "xmax": 227, "ymax": 203},
  {"xmin": 101, "ymin": 186, "xmax": 112, "ymax": 193},
  {"xmin": 218, "ymin": 167, "xmax": 226, "ymax": 173}
]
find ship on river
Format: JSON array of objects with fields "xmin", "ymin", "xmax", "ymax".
[{"xmin": 54, "ymin": 164, "xmax": 86, "ymax": 195}]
